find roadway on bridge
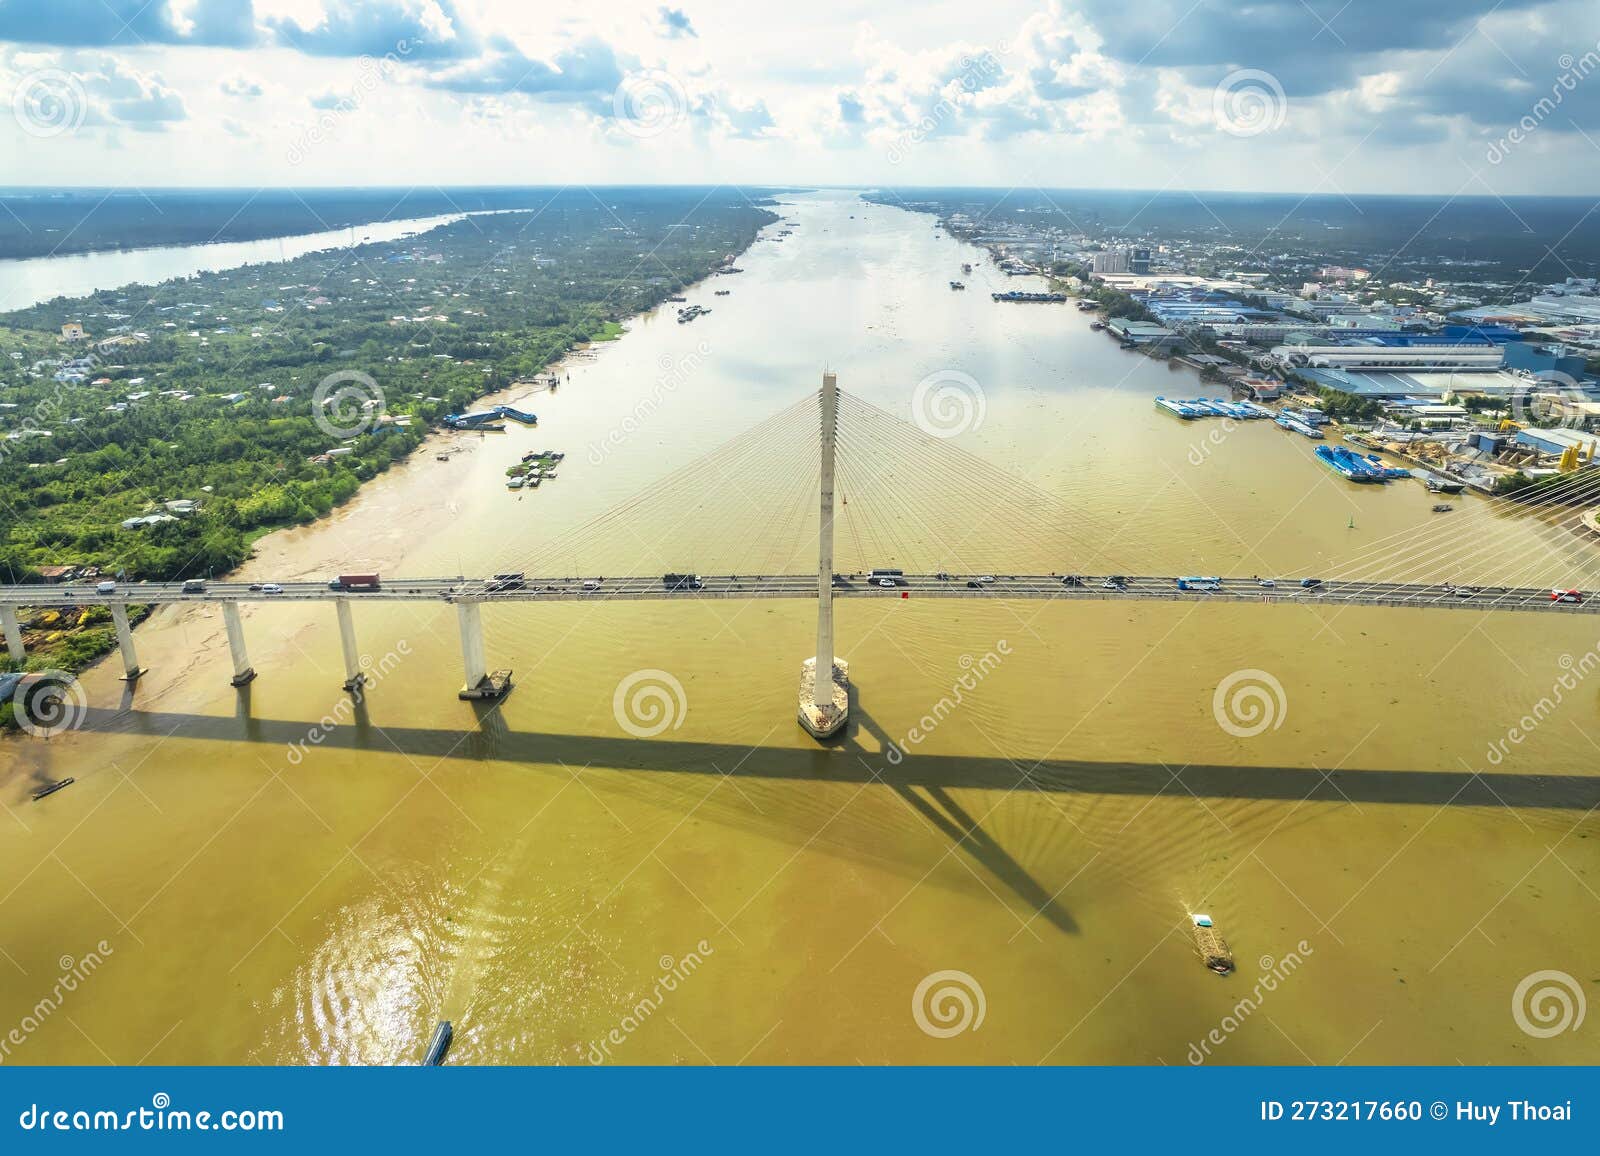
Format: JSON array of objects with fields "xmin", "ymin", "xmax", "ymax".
[{"xmin": 1, "ymin": 573, "xmax": 1594, "ymax": 615}]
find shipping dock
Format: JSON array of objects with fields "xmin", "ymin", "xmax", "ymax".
[
  {"xmin": 991, "ymin": 290, "xmax": 1067, "ymax": 303},
  {"xmin": 1275, "ymin": 414, "xmax": 1325, "ymax": 439},
  {"xmin": 1411, "ymin": 468, "xmax": 1465, "ymax": 494},
  {"xmin": 1154, "ymin": 396, "xmax": 1273, "ymax": 421}
]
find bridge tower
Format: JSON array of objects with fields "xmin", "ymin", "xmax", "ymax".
[{"xmin": 798, "ymin": 370, "xmax": 849, "ymax": 739}]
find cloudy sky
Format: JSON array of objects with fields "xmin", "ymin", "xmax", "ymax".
[{"xmin": 3, "ymin": 0, "xmax": 1599, "ymax": 194}]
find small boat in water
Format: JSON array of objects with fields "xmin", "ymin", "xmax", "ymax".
[
  {"xmin": 423, "ymin": 1020, "xmax": 453, "ymax": 1065},
  {"xmin": 1189, "ymin": 912, "xmax": 1234, "ymax": 975},
  {"xmin": 31, "ymin": 777, "xmax": 75, "ymax": 802}
]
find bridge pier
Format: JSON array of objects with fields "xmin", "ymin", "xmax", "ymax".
[
  {"xmin": 799, "ymin": 370, "xmax": 849, "ymax": 739},
  {"xmin": 1, "ymin": 605, "xmax": 23, "ymax": 663},
  {"xmin": 222, "ymin": 602, "xmax": 256, "ymax": 686},
  {"xmin": 109, "ymin": 603, "xmax": 145, "ymax": 681},
  {"xmin": 456, "ymin": 600, "xmax": 489, "ymax": 695},
  {"xmin": 335, "ymin": 600, "xmax": 364, "ymax": 691}
]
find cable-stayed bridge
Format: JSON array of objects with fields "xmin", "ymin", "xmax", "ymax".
[{"xmin": 5, "ymin": 372, "xmax": 1600, "ymax": 739}]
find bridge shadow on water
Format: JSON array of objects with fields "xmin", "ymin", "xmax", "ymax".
[
  {"xmin": 71, "ymin": 695, "xmax": 1600, "ymax": 940},
  {"xmin": 80, "ymin": 697, "xmax": 1600, "ymax": 814}
]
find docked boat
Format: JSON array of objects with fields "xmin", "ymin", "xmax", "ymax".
[
  {"xmin": 1189, "ymin": 913, "xmax": 1234, "ymax": 975},
  {"xmin": 1276, "ymin": 414, "xmax": 1324, "ymax": 439},
  {"xmin": 459, "ymin": 670, "xmax": 513, "ymax": 702},
  {"xmin": 1154, "ymin": 396, "xmax": 1199, "ymax": 419},
  {"xmin": 1315, "ymin": 444, "xmax": 1385, "ymax": 482},
  {"xmin": 991, "ymin": 290, "xmax": 1067, "ymax": 303},
  {"xmin": 507, "ymin": 476, "xmax": 525, "ymax": 490}
]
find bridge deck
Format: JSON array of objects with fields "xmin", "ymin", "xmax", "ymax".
[{"xmin": 2, "ymin": 574, "xmax": 1594, "ymax": 615}]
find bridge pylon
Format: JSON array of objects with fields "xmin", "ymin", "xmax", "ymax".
[{"xmin": 799, "ymin": 370, "xmax": 849, "ymax": 739}]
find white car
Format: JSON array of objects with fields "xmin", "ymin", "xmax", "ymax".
[
  {"xmin": 261, "ymin": 583, "xmax": 283, "ymax": 594},
  {"xmin": 581, "ymin": 579, "xmax": 602, "ymax": 591},
  {"xmin": 875, "ymin": 577, "xmax": 896, "ymax": 588},
  {"xmin": 975, "ymin": 575, "xmax": 995, "ymax": 584},
  {"xmin": 1257, "ymin": 578, "xmax": 1276, "ymax": 588},
  {"xmin": 96, "ymin": 581, "xmax": 116, "ymax": 594}
]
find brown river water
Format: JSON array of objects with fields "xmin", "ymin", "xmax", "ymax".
[{"xmin": 2, "ymin": 191, "xmax": 1597, "ymax": 1066}]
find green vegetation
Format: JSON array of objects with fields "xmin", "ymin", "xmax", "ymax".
[
  {"xmin": 1308, "ymin": 386, "xmax": 1384, "ymax": 423},
  {"xmin": 0, "ymin": 190, "xmax": 773, "ymax": 679},
  {"xmin": 1492, "ymin": 471, "xmax": 1600, "ymax": 501},
  {"xmin": 1090, "ymin": 287, "xmax": 1153, "ymax": 323}
]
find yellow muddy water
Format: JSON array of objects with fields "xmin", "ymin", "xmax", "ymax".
[{"xmin": 2, "ymin": 192, "xmax": 1597, "ymax": 1066}]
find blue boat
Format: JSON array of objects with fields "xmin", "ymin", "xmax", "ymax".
[
  {"xmin": 1154, "ymin": 396, "xmax": 1199, "ymax": 419},
  {"xmin": 1276, "ymin": 415, "xmax": 1324, "ymax": 439}
]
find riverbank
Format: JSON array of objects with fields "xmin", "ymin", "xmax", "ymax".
[
  {"xmin": 0, "ymin": 200, "xmax": 775, "ymax": 698},
  {"xmin": 5, "ymin": 192, "xmax": 1597, "ymax": 1067}
]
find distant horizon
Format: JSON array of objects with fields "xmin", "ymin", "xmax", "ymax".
[{"xmin": 1, "ymin": 183, "xmax": 1597, "ymax": 203}]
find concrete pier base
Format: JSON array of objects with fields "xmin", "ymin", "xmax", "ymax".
[
  {"xmin": 456, "ymin": 600, "xmax": 487, "ymax": 695},
  {"xmin": 335, "ymin": 600, "xmax": 364, "ymax": 691},
  {"xmin": 109, "ymin": 603, "xmax": 145, "ymax": 681},
  {"xmin": 222, "ymin": 602, "xmax": 256, "ymax": 686},
  {"xmin": 1, "ymin": 605, "xmax": 23, "ymax": 663},
  {"xmin": 798, "ymin": 656, "xmax": 849, "ymax": 739}
]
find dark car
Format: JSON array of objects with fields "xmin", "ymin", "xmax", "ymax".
[
  {"xmin": 1300, "ymin": 577, "xmax": 1323, "ymax": 589},
  {"xmin": 1062, "ymin": 575, "xmax": 1085, "ymax": 587}
]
